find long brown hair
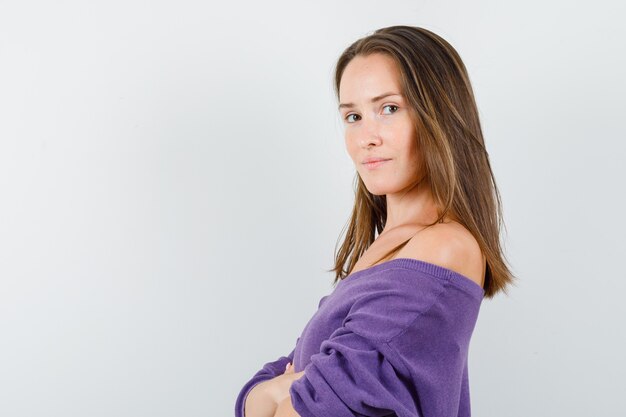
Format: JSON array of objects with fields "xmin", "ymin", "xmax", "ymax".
[{"xmin": 328, "ymin": 25, "xmax": 517, "ymax": 299}]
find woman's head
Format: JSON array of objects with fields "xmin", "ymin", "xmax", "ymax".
[
  {"xmin": 334, "ymin": 25, "xmax": 486, "ymax": 212},
  {"xmin": 329, "ymin": 25, "xmax": 517, "ymax": 299},
  {"xmin": 338, "ymin": 52, "xmax": 424, "ymax": 197}
]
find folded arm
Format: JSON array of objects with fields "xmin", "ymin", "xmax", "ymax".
[{"xmin": 273, "ymin": 395, "xmax": 302, "ymax": 417}]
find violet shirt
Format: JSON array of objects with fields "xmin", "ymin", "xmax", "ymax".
[{"xmin": 235, "ymin": 257, "xmax": 484, "ymax": 417}]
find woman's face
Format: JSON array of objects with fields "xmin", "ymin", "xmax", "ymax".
[{"xmin": 338, "ymin": 53, "xmax": 423, "ymax": 196}]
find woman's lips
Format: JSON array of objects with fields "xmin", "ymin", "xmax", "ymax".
[{"xmin": 363, "ymin": 159, "xmax": 391, "ymax": 169}]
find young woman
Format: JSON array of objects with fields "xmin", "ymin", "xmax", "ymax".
[{"xmin": 235, "ymin": 25, "xmax": 517, "ymax": 417}]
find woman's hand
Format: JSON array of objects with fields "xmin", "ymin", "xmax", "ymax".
[
  {"xmin": 265, "ymin": 362, "xmax": 306, "ymax": 405},
  {"xmin": 244, "ymin": 361, "xmax": 305, "ymax": 417},
  {"xmin": 274, "ymin": 395, "xmax": 300, "ymax": 417}
]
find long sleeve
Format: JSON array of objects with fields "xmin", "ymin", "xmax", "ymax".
[
  {"xmin": 234, "ymin": 338, "xmax": 299, "ymax": 417},
  {"xmin": 289, "ymin": 325, "xmax": 416, "ymax": 417},
  {"xmin": 288, "ymin": 267, "xmax": 483, "ymax": 417}
]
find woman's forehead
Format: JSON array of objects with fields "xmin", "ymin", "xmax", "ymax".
[{"xmin": 339, "ymin": 55, "xmax": 403, "ymax": 104}]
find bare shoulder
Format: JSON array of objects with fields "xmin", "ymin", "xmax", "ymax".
[{"xmin": 399, "ymin": 221, "xmax": 485, "ymax": 288}]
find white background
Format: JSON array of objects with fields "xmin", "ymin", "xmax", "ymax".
[{"xmin": 1, "ymin": 1, "xmax": 624, "ymax": 416}]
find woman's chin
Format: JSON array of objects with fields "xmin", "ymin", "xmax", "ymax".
[{"xmin": 363, "ymin": 184, "xmax": 392, "ymax": 196}]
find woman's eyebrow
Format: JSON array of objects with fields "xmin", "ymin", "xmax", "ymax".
[{"xmin": 338, "ymin": 92, "xmax": 402, "ymax": 110}]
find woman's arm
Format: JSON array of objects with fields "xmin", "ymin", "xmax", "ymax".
[
  {"xmin": 273, "ymin": 396, "xmax": 301, "ymax": 417},
  {"xmin": 245, "ymin": 362, "xmax": 305, "ymax": 417},
  {"xmin": 235, "ymin": 340, "xmax": 300, "ymax": 417},
  {"xmin": 271, "ymin": 364, "xmax": 305, "ymax": 417},
  {"xmin": 244, "ymin": 380, "xmax": 278, "ymax": 417}
]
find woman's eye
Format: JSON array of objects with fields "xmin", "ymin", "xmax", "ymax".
[
  {"xmin": 383, "ymin": 104, "xmax": 399, "ymax": 114},
  {"xmin": 345, "ymin": 114, "xmax": 360, "ymax": 123},
  {"xmin": 344, "ymin": 105, "xmax": 398, "ymax": 123}
]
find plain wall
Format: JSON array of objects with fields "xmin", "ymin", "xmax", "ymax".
[{"xmin": 1, "ymin": 0, "xmax": 624, "ymax": 416}]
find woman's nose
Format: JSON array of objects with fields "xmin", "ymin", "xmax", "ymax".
[{"xmin": 360, "ymin": 118, "xmax": 383, "ymax": 148}]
